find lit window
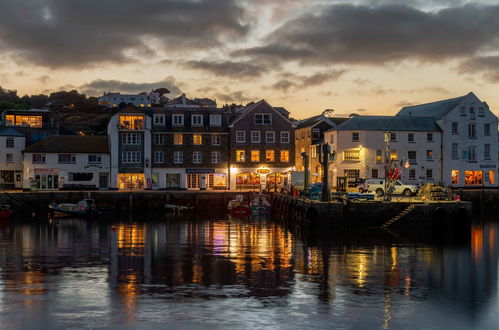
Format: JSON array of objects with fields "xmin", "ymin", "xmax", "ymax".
[
  {"xmin": 280, "ymin": 150, "xmax": 289, "ymax": 162},
  {"xmin": 464, "ymin": 170, "xmax": 483, "ymax": 185},
  {"xmin": 489, "ymin": 171, "xmax": 495, "ymax": 184},
  {"xmin": 251, "ymin": 150, "xmax": 260, "ymax": 162},
  {"xmin": 452, "ymin": 170, "xmax": 459, "ymax": 184},
  {"xmin": 426, "ymin": 150, "xmax": 433, "ymax": 160},
  {"xmin": 5, "ymin": 115, "xmax": 42, "ymax": 128},
  {"xmin": 344, "ymin": 150, "xmax": 360, "ymax": 161},
  {"xmin": 193, "ymin": 134, "xmax": 202, "ymax": 145},
  {"xmin": 266, "ymin": 150, "xmax": 275, "ymax": 162},
  {"xmin": 119, "ymin": 115, "xmax": 144, "ymax": 130},
  {"xmin": 174, "ymin": 134, "xmax": 183, "ymax": 145},
  {"xmin": 390, "ymin": 150, "xmax": 397, "ymax": 160},
  {"xmin": 376, "ymin": 150, "xmax": 382, "ymax": 163},
  {"xmin": 236, "ymin": 150, "xmax": 245, "ymax": 162}
]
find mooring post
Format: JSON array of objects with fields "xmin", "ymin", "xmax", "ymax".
[{"xmin": 129, "ymin": 193, "xmax": 133, "ymax": 211}]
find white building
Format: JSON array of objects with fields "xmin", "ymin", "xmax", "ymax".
[
  {"xmin": 0, "ymin": 128, "xmax": 26, "ymax": 189},
  {"xmin": 98, "ymin": 92, "xmax": 161, "ymax": 108},
  {"xmin": 325, "ymin": 116, "xmax": 442, "ymax": 187},
  {"xmin": 22, "ymin": 136, "xmax": 110, "ymax": 190},
  {"xmin": 397, "ymin": 92, "xmax": 498, "ymax": 187}
]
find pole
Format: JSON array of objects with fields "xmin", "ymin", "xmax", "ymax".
[
  {"xmin": 321, "ymin": 144, "xmax": 330, "ymax": 202},
  {"xmin": 302, "ymin": 152, "xmax": 309, "ymax": 197}
]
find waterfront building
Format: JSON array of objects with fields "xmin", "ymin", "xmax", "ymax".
[
  {"xmin": 0, "ymin": 108, "xmax": 60, "ymax": 145},
  {"xmin": 22, "ymin": 135, "xmax": 110, "ymax": 190},
  {"xmin": 397, "ymin": 92, "xmax": 498, "ymax": 187},
  {"xmin": 107, "ymin": 95, "xmax": 229, "ymax": 190},
  {"xmin": 324, "ymin": 116, "xmax": 442, "ymax": 187},
  {"xmin": 228, "ymin": 100, "xmax": 295, "ymax": 190},
  {"xmin": 0, "ymin": 128, "xmax": 26, "ymax": 189},
  {"xmin": 294, "ymin": 110, "xmax": 348, "ymax": 183},
  {"xmin": 98, "ymin": 91, "xmax": 162, "ymax": 108}
]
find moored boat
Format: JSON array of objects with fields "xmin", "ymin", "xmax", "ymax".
[
  {"xmin": 49, "ymin": 199, "xmax": 99, "ymax": 218},
  {"xmin": 228, "ymin": 195, "xmax": 250, "ymax": 214},
  {"xmin": 0, "ymin": 202, "xmax": 13, "ymax": 220},
  {"xmin": 250, "ymin": 194, "xmax": 271, "ymax": 213}
]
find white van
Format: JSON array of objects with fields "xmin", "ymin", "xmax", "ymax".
[{"xmin": 359, "ymin": 179, "xmax": 418, "ymax": 197}]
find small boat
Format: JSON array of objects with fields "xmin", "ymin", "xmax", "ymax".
[
  {"xmin": 250, "ymin": 194, "xmax": 271, "ymax": 213},
  {"xmin": 165, "ymin": 204, "xmax": 194, "ymax": 214},
  {"xmin": 228, "ymin": 195, "xmax": 250, "ymax": 214},
  {"xmin": 49, "ymin": 199, "xmax": 99, "ymax": 218},
  {"xmin": 0, "ymin": 202, "xmax": 13, "ymax": 220}
]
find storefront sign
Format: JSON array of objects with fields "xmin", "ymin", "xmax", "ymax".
[
  {"xmin": 257, "ymin": 168, "xmax": 271, "ymax": 174},
  {"xmin": 480, "ymin": 164, "xmax": 496, "ymax": 169},
  {"xmin": 186, "ymin": 169, "xmax": 215, "ymax": 174},
  {"xmin": 84, "ymin": 164, "xmax": 103, "ymax": 170},
  {"xmin": 34, "ymin": 168, "xmax": 59, "ymax": 174}
]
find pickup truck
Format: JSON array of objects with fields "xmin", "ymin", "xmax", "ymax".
[{"xmin": 359, "ymin": 179, "xmax": 418, "ymax": 197}]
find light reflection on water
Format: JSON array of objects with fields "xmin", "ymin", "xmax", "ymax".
[{"xmin": 0, "ymin": 216, "xmax": 498, "ymax": 329}]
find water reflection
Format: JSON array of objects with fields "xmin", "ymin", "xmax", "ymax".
[{"xmin": 0, "ymin": 216, "xmax": 498, "ymax": 329}]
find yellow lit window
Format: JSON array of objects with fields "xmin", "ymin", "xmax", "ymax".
[
  {"xmin": 464, "ymin": 171, "xmax": 483, "ymax": 185},
  {"xmin": 119, "ymin": 115, "xmax": 144, "ymax": 130},
  {"xmin": 251, "ymin": 150, "xmax": 260, "ymax": 162},
  {"xmin": 140, "ymin": 104, "xmax": 145, "ymax": 107},
  {"xmin": 236, "ymin": 150, "xmax": 245, "ymax": 162},
  {"xmin": 266, "ymin": 150, "xmax": 275, "ymax": 162},
  {"xmin": 6, "ymin": 115, "xmax": 42, "ymax": 128},
  {"xmin": 280, "ymin": 150, "xmax": 289, "ymax": 162},
  {"xmin": 452, "ymin": 170, "xmax": 459, "ymax": 184},
  {"xmin": 193, "ymin": 134, "xmax": 202, "ymax": 145},
  {"xmin": 174, "ymin": 134, "xmax": 183, "ymax": 145},
  {"xmin": 390, "ymin": 149, "xmax": 398, "ymax": 160},
  {"xmin": 489, "ymin": 171, "xmax": 495, "ymax": 184}
]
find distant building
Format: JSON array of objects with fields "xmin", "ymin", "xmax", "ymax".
[
  {"xmin": 98, "ymin": 91, "xmax": 161, "ymax": 108},
  {"xmin": 294, "ymin": 111, "xmax": 348, "ymax": 183},
  {"xmin": 0, "ymin": 109, "xmax": 60, "ymax": 145},
  {"xmin": 397, "ymin": 92, "xmax": 498, "ymax": 187},
  {"xmin": 22, "ymin": 136, "xmax": 110, "ymax": 190},
  {"xmin": 0, "ymin": 128, "xmax": 26, "ymax": 189}
]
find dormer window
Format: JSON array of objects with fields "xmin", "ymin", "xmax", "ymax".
[
  {"xmin": 255, "ymin": 114, "xmax": 272, "ymax": 125},
  {"xmin": 192, "ymin": 114, "xmax": 203, "ymax": 126},
  {"xmin": 172, "ymin": 114, "xmax": 184, "ymax": 126}
]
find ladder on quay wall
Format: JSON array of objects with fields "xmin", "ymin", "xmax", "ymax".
[{"xmin": 381, "ymin": 204, "xmax": 415, "ymax": 229}]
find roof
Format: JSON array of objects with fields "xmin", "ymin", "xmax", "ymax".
[
  {"xmin": 273, "ymin": 107, "xmax": 290, "ymax": 116},
  {"xmin": 117, "ymin": 105, "xmax": 148, "ymax": 114},
  {"xmin": 23, "ymin": 136, "xmax": 109, "ymax": 153},
  {"xmin": 229, "ymin": 99, "xmax": 296, "ymax": 127},
  {"xmin": 0, "ymin": 127, "xmax": 24, "ymax": 137},
  {"xmin": 294, "ymin": 114, "xmax": 348, "ymax": 129},
  {"xmin": 334, "ymin": 116, "xmax": 441, "ymax": 132},
  {"xmin": 396, "ymin": 94, "xmax": 470, "ymax": 119}
]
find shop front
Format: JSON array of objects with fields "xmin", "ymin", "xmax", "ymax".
[
  {"xmin": 451, "ymin": 167, "xmax": 496, "ymax": 187},
  {"xmin": 185, "ymin": 169, "xmax": 227, "ymax": 190},
  {"xmin": 32, "ymin": 168, "xmax": 60, "ymax": 190},
  {"xmin": 265, "ymin": 172, "xmax": 288, "ymax": 192},
  {"xmin": 235, "ymin": 172, "xmax": 260, "ymax": 190},
  {"xmin": 118, "ymin": 173, "xmax": 145, "ymax": 189}
]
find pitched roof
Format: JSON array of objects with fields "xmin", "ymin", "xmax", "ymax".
[
  {"xmin": 334, "ymin": 115, "xmax": 441, "ymax": 132},
  {"xmin": 0, "ymin": 127, "xmax": 24, "ymax": 137},
  {"xmin": 396, "ymin": 94, "xmax": 470, "ymax": 119},
  {"xmin": 228, "ymin": 99, "xmax": 296, "ymax": 127},
  {"xmin": 294, "ymin": 114, "xmax": 348, "ymax": 129},
  {"xmin": 23, "ymin": 136, "xmax": 109, "ymax": 153},
  {"xmin": 273, "ymin": 107, "xmax": 290, "ymax": 116}
]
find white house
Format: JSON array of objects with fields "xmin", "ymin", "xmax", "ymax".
[
  {"xmin": 22, "ymin": 136, "xmax": 110, "ymax": 190},
  {"xmin": 397, "ymin": 92, "xmax": 498, "ymax": 188},
  {"xmin": 98, "ymin": 91, "xmax": 161, "ymax": 108},
  {"xmin": 324, "ymin": 116, "xmax": 442, "ymax": 187},
  {"xmin": 0, "ymin": 127, "xmax": 25, "ymax": 189}
]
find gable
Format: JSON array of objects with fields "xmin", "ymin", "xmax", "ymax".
[{"xmin": 229, "ymin": 100, "xmax": 295, "ymax": 128}]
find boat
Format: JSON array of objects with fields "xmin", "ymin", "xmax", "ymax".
[
  {"xmin": 228, "ymin": 195, "xmax": 250, "ymax": 214},
  {"xmin": 48, "ymin": 199, "xmax": 99, "ymax": 218},
  {"xmin": 0, "ymin": 202, "xmax": 13, "ymax": 220},
  {"xmin": 250, "ymin": 194, "xmax": 271, "ymax": 213}
]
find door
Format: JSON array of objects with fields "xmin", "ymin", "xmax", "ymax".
[{"xmin": 99, "ymin": 173, "xmax": 109, "ymax": 189}]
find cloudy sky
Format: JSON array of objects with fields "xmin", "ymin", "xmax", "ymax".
[{"xmin": 1, "ymin": 0, "xmax": 499, "ymax": 118}]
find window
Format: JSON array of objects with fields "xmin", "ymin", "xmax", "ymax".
[
  {"xmin": 390, "ymin": 132, "xmax": 397, "ymax": 141},
  {"xmin": 88, "ymin": 154, "xmax": 102, "ymax": 164},
  {"xmin": 154, "ymin": 151, "xmax": 164, "ymax": 164},
  {"xmin": 281, "ymin": 131, "xmax": 290, "ymax": 143},
  {"xmin": 344, "ymin": 169, "xmax": 360, "ymax": 178},
  {"xmin": 452, "ymin": 122, "xmax": 459, "ymax": 135},
  {"xmin": 193, "ymin": 134, "xmax": 202, "ymax": 145},
  {"xmin": 212, "ymin": 134, "xmax": 221, "ymax": 146},
  {"xmin": 6, "ymin": 153, "xmax": 13, "ymax": 163},
  {"xmin": 468, "ymin": 123, "xmax": 476, "ymax": 138},
  {"xmin": 6, "ymin": 138, "xmax": 14, "ymax": 148},
  {"xmin": 372, "ymin": 168, "xmax": 379, "ymax": 178},
  {"xmin": 173, "ymin": 151, "xmax": 183, "ymax": 164},
  {"xmin": 312, "ymin": 128, "xmax": 320, "ymax": 140},
  {"xmin": 479, "ymin": 107, "xmax": 485, "ymax": 117},
  {"xmin": 484, "ymin": 123, "xmax": 491, "ymax": 136},
  {"xmin": 427, "ymin": 133, "xmax": 433, "ymax": 142},
  {"xmin": 460, "ymin": 106, "xmax": 466, "ymax": 116},
  {"xmin": 426, "ymin": 169, "xmax": 433, "ymax": 179},
  {"xmin": 376, "ymin": 150, "xmax": 383, "ymax": 163},
  {"xmin": 329, "ymin": 134, "xmax": 334, "ymax": 144},
  {"xmin": 266, "ymin": 150, "xmax": 275, "ymax": 162},
  {"xmin": 210, "ymin": 114, "xmax": 221, "ymax": 126},
  {"xmin": 280, "ymin": 150, "xmax": 289, "ymax": 162},
  {"xmin": 352, "ymin": 132, "xmax": 359, "ymax": 142},
  {"xmin": 426, "ymin": 150, "xmax": 433, "ymax": 160},
  {"xmin": 69, "ymin": 173, "xmax": 93, "ymax": 182},
  {"xmin": 174, "ymin": 134, "xmax": 183, "ymax": 145},
  {"xmin": 251, "ymin": 150, "xmax": 260, "ymax": 162},
  {"xmin": 408, "ymin": 151, "xmax": 417, "ymax": 162},
  {"xmin": 344, "ymin": 150, "xmax": 360, "ymax": 161},
  {"xmin": 58, "ymin": 154, "xmax": 76, "ymax": 164},
  {"xmin": 122, "ymin": 133, "xmax": 141, "ymax": 145},
  {"xmin": 489, "ymin": 171, "xmax": 495, "ymax": 184},
  {"xmin": 266, "ymin": 131, "xmax": 275, "ymax": 143},
  {"xmin": 122, "ymin": 151, "xmax": 141, "ymax": 163},
  {"xmin": 485, "ymin": 144, "xmax": 491, "ymax": 159},
  {"xmin": 311, "ymin": 146, "xmax": 317, "ymax": 158},
  {"xmin": 236, "ymin": 131, "xmax": 246, "ymax": 143},
  {"xmin": 193, "ymin": 151, "xmax": 202, "ymax": 164},
  {"xmin": 192, "ymin": 114, "xmax": 203, "ymax": 126},
  {"xmin": 251, "ymin": 131, "xmax": 260, "ymax": 143},
  {"xmin": 452, "ymin": 143, "xmax": 459, "ymax": 159},
  {"xmin": 211, "ymin": 152, "xmax": 221, "ymax": 164},
  {"xmin": 465, "ymin": 170, "xmax": 483, "ymax": 185},
  {"xmin": 408, "ymin": 133, "xmax": 414, "ymax": 143},
  {"xmin": 172, "ymin": 114, "xmax": 184, "ymax": 126},
  {"xmin": 5, "ymin": 115, "xmax": 42, "ymax": 128},
  {"xmin": 153, "ymin": 114, "xmax": 165, "ymax": 126},
  {"xmin": 32, "ymin": 154, "xmax": 46, "ymax": 164},
  {"xmin": 390, "ymin": 150, "xmax": 398, "ymax": 160},
  {"xmin": 409, "ymin": 169, "xmax": 416, "ymax": 180},
  {"xmin": 119, "ymin": 115, "xmax": 144, "ymax": 130},
  {"xmin": 236, "ymin": 150, "xmax": 245, "ymax": 162},
  {"xmin": 154, "ymin": 134, "xmax": 164, "ymax": 145},
  {"xmin": 452, "ymin": 170, "xmax": 459, "ymax": 184},
  {"xmin": 255, "ymin": 114, "xmax": 272, "ymax": 125},
  {"xmin": 468, "ymin": 146, "xmax": 477, "ymax": 162},
  {"xmin": 469, "ymin": 107, "xmax": 476, "ymax": 120}
]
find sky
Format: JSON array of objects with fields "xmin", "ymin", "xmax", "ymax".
[{"xmin": 1, "ymin": 0, "xmax": 499, "ymax": 119}]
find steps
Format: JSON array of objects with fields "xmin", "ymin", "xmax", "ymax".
[{"xmin": 381, "ymin": 205, "xmax": 415, "ymax": 229}]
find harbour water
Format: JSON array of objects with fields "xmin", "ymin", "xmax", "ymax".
[{"xmin": 0, "ymin": 214, "xmax": 498, "ymax": 329}]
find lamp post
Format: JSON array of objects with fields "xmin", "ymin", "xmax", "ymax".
[
  {"xmin": 301, "ymin": 152, "xmax": 309, "ymax": 197},
  {"xmin": 319, "ymin": 143, "xmax": 334, "ymax": 202}
]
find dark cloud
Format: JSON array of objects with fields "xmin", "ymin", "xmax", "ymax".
[
  {"xmin": 79, "ymin": 77, "xmax": 182, "ymax": 96},
  {"xmin": 238, "ymin": 3, "xmax": 499, "ymax": 65},
  {"xmin": 458, "ymin": 56, "xmax": 499, "ymax": 83},
  {"xmin": 0, "ymin": 0, "xmax": 249, "ymax": 68},
  {"xmin": 214, "ymin": 90, "xmax": 256, "ymax": 103},
  {"xmin": 270, "ymin": 70, "xmax": 346, "ymax": 93},
  {"xmin": 181, "ymin": 60, "xmax": 267, "ymax": 77},
  {"xmin": 271, "ymin": 79, "xmax": 297, "ymax": 92}
]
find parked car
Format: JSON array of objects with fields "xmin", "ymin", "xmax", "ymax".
[{"xmin": 359, "ymin": 179, "xmax": 418, "ymax": 197}]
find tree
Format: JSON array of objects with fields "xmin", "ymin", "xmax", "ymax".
[{"xmin": 49, "ymin": 90, "xmax": 86, "ymax": 106}]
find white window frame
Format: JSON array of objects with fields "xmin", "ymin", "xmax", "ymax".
[
  {"xmin": 32, "ymin": 153, "xmax": 46, "ymax": 164},
  {"xmin": 212, "ymin": 134, "xmax": 221, "ymax": 146},
  {"xmin": 211, "ymin": 151, "xmax": 221, "ymax": 164},
  {"xmin": 154, "ymin": 133, "xmax": 164, "ymax": 145},
  {"xmin": 451, "ymin": 122, "xmax": 458, "ymax": 135},
  {"xmin": 122, "ymin": 133, "xmax": 141, "ymax": 145},
  {"xmin": 210, "ymin": 114, "xmax": 221, "ymax": 126},
  {"xmin": 468, "ymin": 146, "xmax": 477, "ymax": 162},
  {"xmin": 193, "ymin": 151, "xmax": 202, "ymax": 164},
  {"xmin": 236, "ymin": 131, "xmax": 246, "ymax": 143},
  {"xmin": 153, "ymin": 114, "xmax": 165, "ymax": 126},
  {"xmin": 122, "ymin": 151, "xmax": 141, "ymax": 163},
  {"xmin": 6, "ymin": 138, "xmax": 14, "ymax": 148},
  {"xmin": 251, "ymin": 131, "xmax": 261, "ymax": 143},
  {"xmin": 468, "ymin": 123, "xmax": 476, "ymax": 139},
  {"xmin": 266, "ymin": 131, "xmax": 275, "ymax": 143},
  {"xmin": 427, "ymin": 133, "xmax": 433, "ymax": 142},
  {"xmin": 58, "ymin": 153, "xmax": 76, "ymax": 164},
  {"xmin": 484, "ymin": 144, "xmax": 491, "ymax": 160},
  {"xmin": 254, "ymin": 113, "xmax": 272, "ymax": 125},
  {"xmin": 281, "ymin": 131, "xmax": 290, "ymax": 144},
  {"xmin": 173, "ymin": 151, "xmax": 183, "ymax": 164},
  {"xmin": 192, "ymin": 114, "xmax": 203, "ymax": 126},
  {"xmin": 172, "ymin": 114, "xmax": 184, "ymax": 126},
  {"xmin": 154, "ymin": 151, "xmax": 165, "ymax": 164},
  {"xmin": 88, "ymin": 154, "xmax": 102, "ymax": 164},
  {"xmin": 452, "ymin": 143, "xmax": 459, "ymax": 159}
]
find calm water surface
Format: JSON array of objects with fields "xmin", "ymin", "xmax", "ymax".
[{"xmin": 0, "ymin": 214, "xmax": 498, "ymax": 329}]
